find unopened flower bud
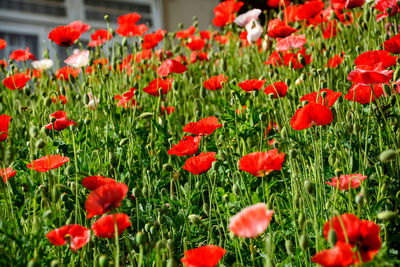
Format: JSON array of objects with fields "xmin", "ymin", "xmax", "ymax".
[
  {"xmin": 328, "ymin": 229, "xmax": 337, "ymax": 247},
  {"xmin": 304, "ymin": 180, "xmax": 315, "ymax": 195},
  {"xmin": 188, "ymin": 214, "xmax": 202, "ymax": 225},
  {"xmin": 285, "ymin": 239, "xmax": 294, "ymax": 255},
  {"xmin": 379, "ymin": 149, "xmax": 398, "ymax": 162},
  {"xmin": 136, "ymin": 231, "xmax": 146, "ymax": 245},
  {"xmin": 98, "ymin": 255, "xmax": 109, "ymax": 267},
  {"xmin": 377, "ymin": 210, "xmax": 398, "ymax": 222},
  {"xmin": 299, "ymin": 233, "xmax": 309, "ymax": 250}
]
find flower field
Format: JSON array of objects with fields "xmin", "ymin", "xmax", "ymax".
[{"xmin": 1, "ymin": 0, "xmax": 400, "ymax": 266}]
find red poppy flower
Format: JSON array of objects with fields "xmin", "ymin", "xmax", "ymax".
[
  {"xmin": 213, "ymin": 0, "xmax": 244, "ymax": 27},
  {"xmin": 323, "ymin": 20, "xmax": 339, "ymax": 39},
  {"xmin": 189, "ymin": 51, "xmax": 208, "ymax": 63},
  {"xmin": 183, "ymin": 117, "xmax": 222, "ymax": 136},
  {"xmin": 284, "ymin": 5, "xmax": 301, "ymax": 23},
  {"xmin": 291, "ymin": 103, "xmax": 333, "ymax": 130},
  {"xmin": 354, "ymin": 50, "xmax": 397, "ymax": 70},
  {"xmin": 276, "ymin": 35, "xmax": 307, "ymax": 51},
  {"xmin": 143, "ymin": 29, "xmax": 166, "ymax": 49},
  {"xmin": 199, "ymin": 30, "xmax": 212, "ymax": 40},
  {"xmin": 85, "ymin": 183, "xmax": 128, "ymax": 218},
  {"xmin": 176, "ymin": 26, "xmax": 196, "ymax": 39},
  {"xmin": 264, "ymin": 51, "xmax": 284, "ymax": 66},
  {"xmin": 91, "ymin": 213, "xmax": 131, "ymax": 238},
  {"xmin": 143, "ymin": 77, "xmax": 173, "ymax": 96},
  {"xmin": 118, "ymin": 12, "xmax": 141, "ymax": 25},
  {"xmin": 157, "ymin": 59, "xmax": 187, "ymax": 77},
  {"xmin": 312, "ymin": 242, "xmax": 354, "ymax": 267},
  {"xmin": 267, "ymin": 0, "xmax": 290, "ymax": 8},
  {"xmin": 384, "ymin": 33, "xmax": 400, "ymax": 54},
  {"xmin": 46, "ymin": 224, "xmax": 90, "ymax": 251},
  {"xmin": 9, "ymin": 47, "xmax": 36, "ymax": 61},
  {"xmin": 375, "ymin": 0, "xmax": 399, "ymax": 21},
  {"xmin": 229, "ymin": 203, "xmax": 274, "ymax": 238},
  {"xmin": 187, "ymin": 37, "xmax": 206, "ymax": 51},
  {"xmin": 238, "ymin": 79, "xmax": 266, "ymax": 92},
  {"xmin": 1, "ymin": 168, "xmax": 16, "ymax": 183},
  {"xmin": 2, "ymin": 73, "xmax": 30, "ymax": 90},
  {"xmin": 345, "ymin": 0, "xmax": 365, "ymax": 9},
  {"xmin": 0, "ymin": 114, "xmax": 11, "ymax": 142},
  {"xmin": 27, "ymin": 155, "xmax": 70, "ymax": 173},
  {"xmin": 344, "ymin": 83, "xmax": 384, "ymax": 104},
  {"xmin": 182, "ymin": 152, "xmax": 216, "ymax": 175},
  {"xmin": 267, "ymin": 19, "xmax": 297, "ymax": 38},
  {"xmin": 45, "ymin": 111, "xmax": 77, "ymax": 131},
  {"xmin": 347, "ymin": 68, "xmax": 393, "ymax": 85},
  {"xmin": 51, "ymin": 95, "xmax": 68, "ymax": 105},
  {"xmin": 323, "ymin": 214, "xmax": 381, "ymax": 263},
  {"xmin": 296, "ymin": 1, "xmax": 325, "ymax": 20},
  {"xmin": 181, "ymin": 245, "xmax": 226, "ymax": 267},
  {"xmin": 88, "ymin": 29, "xmax": 112, "ymax": 47},
  {"xmin": 326, "ymin": 173, "xmax": 367, "ymax": 191},
  {"xmin": 49, "ymin": 26, "xmax": 81, "ymax": 47},
  {"xmin": 204, "ymin": 74, "xmax": 228, "ymax": 91},
  {"xmin": 82, "ymin": 175, "xmax": 116, "ymax": 191},
  {"xmin": 68, "ymin": 20, "xmax": 90, "ymax": 35},
  {"xmin": 0, "ymin": 39, "xmax": 6, "ymax": 49},
  {"xmin": 116, "ymin": 24, "xmax": 148, "ymax": 37},
  {"xmin": 263, "ymin": 81, "xmax": 288, "ymax": 98},
  {"xmin": 56, "ymin": 66, "xmax": 81, "ymax": 81},
  {"xmin": 327, "ymin": 53, "xmax": 345, "ymax": 68},
  {"xmin": 214, "ymin": 32, "xmax": 232, "ymax": 45},
  {"xmin": 161, "ymin": 106, "xmax": 175, "ymax": 115},
  {"xmin": 239, "ymin": 149, "xmax": 285, "ymax": 177},
  {"xmin": 114, "ymin": 87, "xmax": 137, "ymax": 108},
  {"xmin": 26, "ymin": 68, "xmax": 42, "ymax": 79},
  {"xmin": 282, "ymin": 48, "xmax": 312, "ymax": 69},
  {"xmin": 300, "ymin": 89, "xmax": 342, "ymax": 107},
  {"xmin": 168, "ymin": 136, "xmax": 202, "ymax": 156}
]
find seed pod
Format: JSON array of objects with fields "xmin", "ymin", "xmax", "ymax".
[
  {"xmin": 285, "ymin": 239, "xmax": 294, "ymax": 255},
  {"xmin": 379, "ymin": 149, "xmax": 398, "ymax": 162},
  {"xmin": 328, "ymin": 229, "xmax": 337, "ymax": 247},
  {"xmin": 304, "ymin": 180, "xmax": 315, "ymax": 195},
  {"xmin": 29, "ymin": 126, "xmax": 39, "ymax": 138},
  {"xmin": 136, "ymin": 231, "xmax": 146, "ymax": 245},
  {"xmin": 377, "ymin": 211, "xmax": 398, "ymax": 222},
  {"xmin": 299, "ymin": 233, "xmax": 309, "ymax": 250}
]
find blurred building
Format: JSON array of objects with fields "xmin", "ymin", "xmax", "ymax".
[{"xmin": 0, "ymin": 0, "xmax": 218, "ymax": 59}]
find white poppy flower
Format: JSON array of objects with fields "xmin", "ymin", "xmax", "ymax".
[
  {"xmin": 86, "ymin": 92, "xmax": 100, "ymax": 110},
  {"xmin": 246, "ymin": 19, "xmax": 263, "ymax": 44},
  {"xmin": 65, "ymin": 50, "xmax": 90, "ymax": 68},
  {"xmin": 234, "ymin": 9, "xmax": 262, "ymax": 27},
  {"xmin": 32, "ymin": 59, "xmax": 53, "ymax": 71}
]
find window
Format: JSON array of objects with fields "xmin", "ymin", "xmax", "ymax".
[
  {"xmin": 0, "ymin": 0, "xmax": 67, "ymax": 17},
  {"xmin": 0, "ymin": 32, "xmax": 38, "ymax": 59}
]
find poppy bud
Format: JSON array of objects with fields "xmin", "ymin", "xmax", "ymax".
[
  {"xmin": 280, "ymin": 126, "xmax": 288, "ymax": 140},
  {"xmin": 344, "ymin": 123, "xmax": 353, "ymax": 135},
  {"xmin": 44, "ymin": 97, "xmax": 52, "ymax": 107},
  {"xmin": 379, "ymin": 149, "xmax": 398, "ymax": 162},
  {"xmin": 334, "ymin": 168, "xmax": 342, "ymax": 177},
  {"xmin": 136, "ymin": 231, "xmax": 146, "ymax": 245},
  {"xmin": 119, "ymin": 138, "xmax": 129, "ymax": 146},
  {"xmin": 98, "ymin": 255, "xmax": 109, "ymax": 267},
  {"xmin": 139, "ymin": 112, "xmax": 154, "ymax": 119},
  {"xmin": 285, "ymin": 239, "xmax": 294, "ymax": 255},
  {"xmin": 232, "ymin": 183, "xmax": 240, "ymax": 196},
  {"xmin": 298, "ymin": 54, "xmax": 306, "ymax": 66},
  {"xmin": 27, "ymin": 259, "xmax": 40, "ymax": 267},
  {"xmin": 84, "ymin": 118, "xmax": 91, "ymax": 125},
  {"xmin": 144, "ymin": 222, "xmax": 151, "ymax": 232},
  {"xmin": 29, "ymin": 126, "xmax": 39, "ymax": 138},
  {"xmin": 35, "ymin": 139, "xmax": 46, "ymax": 150},
  {"xmin": 298, "ymin": 213, "xmax": 305, "ymax": 229},
  {"xmin": 223, "ymin": 193, "xmax": 229, "ymax": 202},
  {"xmin": 188, "ymin": 214, "xmax": 202, "ymax": 225},
  {"xmin": 203, "ymin": 203, "xmax": 209, "ymax": 216},
  {"xmin": 278, "ymin": 12, "xmax": 284, "ymax": 21},
  {"xmin": 353, "ymin": 122, "xmax": 361, "ymax": 135},
  {"xmin": 382, "ymin": 83, "xmax": 392, "ymax": 96},
  {"xmin": 163, "ymin": 163, "xmax": 174, "ymax": 172},
  {"xmin": 355, "ymin": 193, "xmax": 364, "ymax": 205},
  {"xmin": 83, "ymin": 93, "xmax": 90, "ymax": 105},
  {"xmin": 50, "ymin": 116, "xmax": 57, "ymax": 123},
  {"xmin": 166, "ymin": 259, "xmax": 176, "ymax": 267},
  {"xmin": 304, "ymin": 180, "xmax": 314, "ymax": 195},
  {"xmin": 299, "ymin": 233, "xmax": 309, "ymax": 251},
  {"xmin": 50, "ymin": 260, "xmax": 60, "ymax": 267},
  {"xmin": 377, "ymin": 210, "xmax": 398, "ymax": 221}
]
